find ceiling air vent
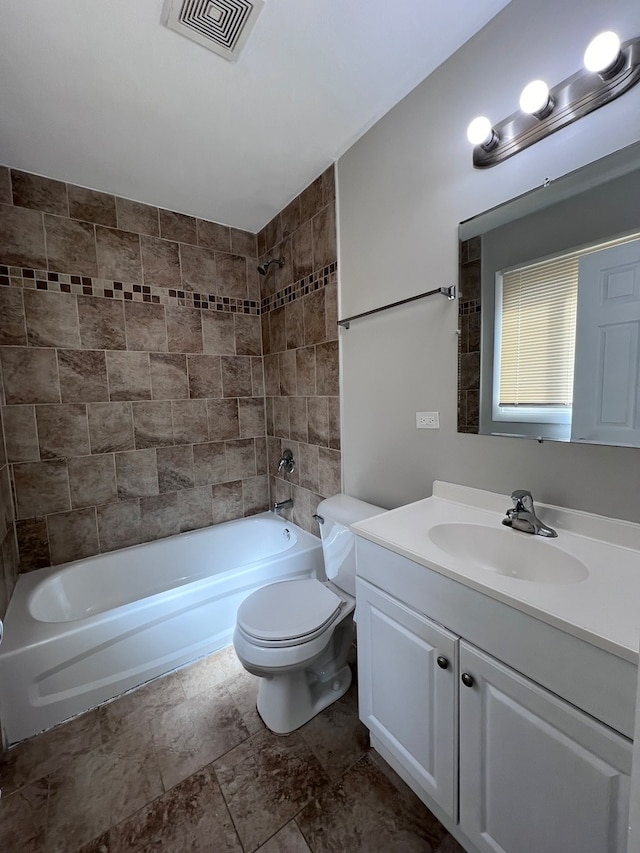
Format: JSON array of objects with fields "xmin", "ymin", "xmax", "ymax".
[{"xmin": 162, "ymin": 0, "xmax": 265, "ymax": 62}]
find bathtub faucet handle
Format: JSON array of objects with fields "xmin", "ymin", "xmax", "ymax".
[{"xmin": 277, "ymin": 448, "xmax": 296, "ymax": 476}]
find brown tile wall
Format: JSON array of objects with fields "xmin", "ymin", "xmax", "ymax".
[
  {"xmin": 458, "ymin": 236, "xmax": 481, "ymax": 433},
  {"xmin": 0, "ymin": 228, "xmax": 20, "ymax": 618},
  {"xmin": 0, "ymin": 166, "xmax": 269, "ymax": 579},
  {"xmin": 0, "ymin": 164, "xmax": 339, "ymax": 588},
  {"xmin": 0, "ymin": 405, "xmax": 20, "ymax": 619},
  {"xmin": 257, "ymin": 167, "xmax": 341, "ymax": 535}
]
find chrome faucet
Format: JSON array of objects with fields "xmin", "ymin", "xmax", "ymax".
[
  {"xmin": 273, "ymin": 498, "xmax": 293, "ymax": 514},
  {"xmin": 277, "ymin": 449, "xmax": 296, "ymax": 476},
  {"xmin": 502, "ymin": 490, "xmax": 557, "ymax": 538}
]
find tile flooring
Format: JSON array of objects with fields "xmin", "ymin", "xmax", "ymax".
[{"xmin": 0, "ymin": 646, "xmax": 464, "ymax": 852}]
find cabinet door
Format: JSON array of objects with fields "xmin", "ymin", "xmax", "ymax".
[
  {"xmin": 356, "ymin": 578, "xmax": 457, "ymax": 817},
  {"xmin": 459, "ymin": 641, "xmax": 632, "ymax": 853}
]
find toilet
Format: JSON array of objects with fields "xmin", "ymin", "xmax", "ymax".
[{"xmin": 233, "ymin": 494, "xmax": 384, "ymax": 734}]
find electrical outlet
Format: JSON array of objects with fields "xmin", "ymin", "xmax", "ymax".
[{"xmin": 416, "ymin": 411, "xmax": 440, "ymax": 429}]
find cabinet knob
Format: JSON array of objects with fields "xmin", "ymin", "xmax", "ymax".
[
  {"xmin": 461, "ymin": 672, "xmax": 475, "ymax": 688},
  {"xmin": 436, "ymin": 656, "xmax": 449, "ymax": 670}
]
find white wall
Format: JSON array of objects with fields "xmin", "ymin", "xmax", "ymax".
[{"xmin": 338, "ymin": 0, "xmax": 640, "ymax": 521}]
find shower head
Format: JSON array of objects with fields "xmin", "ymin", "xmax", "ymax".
[{"xmin": 257, "ymin": 257, "xmax": 284, "ymax": 276}]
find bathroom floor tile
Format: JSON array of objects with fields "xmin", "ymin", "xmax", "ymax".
[
  {"xmin": 0, "ymin": 776, "xmax": 49, "ymax": 852},
  {"xmin": 176, "ymin": 644, "xmax": 245, "ymax": 699},
  {"xmin": 225, "ymin": 667, "xmax": 265, "ymax": 735},
  {"xmin": 77, "ymin": 834, "xmax": 110, "ymax": 853},
  {"xmin": 256, "ymin": 820, "xmax": 312, "ymax": 853},
  {"xmin": 1, "ymin": 644, "xmax": 460, "ymax": 853},
  {"xmin": 106, "ymin": 766, "xmax": 242, "ymax": 853},
  {"xmin": 366, "ymin": 747, "xmax": 463, "ymax": 852},
  {"xmin": 298, "ymin": 682, "xmax": 369, "ymax": 780},
  {"xmin": 213, "ymin": 728, "xmax": 330, "ymax": 852},
  {"xmin": 295, "ymin": 753, "xmax": 447, "ymax": 853},
  {"xmin": 98, "ymin": 670, "xmax": 186, "ymax": 749},
  {"xmin": 150, "ymin": 682, "xmax": 249, "ymax": 791},
  {"xmin": 0, "ymin": 708, "xmax": 101, "ymax": 795},
  {"xmin": 45, "ymin": 728, "xmax": 164, "ymax": 853},
  {"xmin": 435, "ymin": 836, "xmax": 467, "ymax": 853}
]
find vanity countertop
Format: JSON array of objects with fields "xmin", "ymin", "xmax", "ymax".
[{"xmin": 351, "ymin": 481, "xmax": 640, "ymax": 663}]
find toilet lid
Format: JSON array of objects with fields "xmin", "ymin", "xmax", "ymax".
[{"xmin": 237, "ymin": 579, "xmax": 343, "ymax": 642}]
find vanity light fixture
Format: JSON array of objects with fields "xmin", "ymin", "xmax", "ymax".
[
  {"xmin": 468, "ymin": 30, "xmax": 640, "ymax": 168},
  {"xmin": 583, "ymin": 31, "xmax": 624, "ymax": 78},
  {"xmin": 518, "ymin": 80, "xmax": 554, "ymax": 119},
  {"xmin": 466, "ymin": 116, "xmax": 499, "ymax": 150}
]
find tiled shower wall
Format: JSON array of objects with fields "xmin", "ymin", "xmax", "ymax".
[
  {"xmin": 0, "ymin": 167, "xmax": 268, "ymax": 589},
  {"xmin": 0, "ymin": 408, "xmax": 19, "ymax": 617},
  {"xmin": 0, "ymin": 164, "xmax": 340, "ymax": 612},
  {"xmin": 458, "ymin": 236, "xmax": 481, "ymax": 433},
  {"xmin": 257, "ymin": 168, "xmax": 340, "ymax": 536}
]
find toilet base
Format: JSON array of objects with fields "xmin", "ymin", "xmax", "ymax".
[{"xmin": 256, "ymin": 662, "xmax": 352, "ymax": 734}]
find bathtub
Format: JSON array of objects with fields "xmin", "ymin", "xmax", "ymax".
[{"xmin": 0, "ymin": 513, "xmax": 323, "ymax": 746}]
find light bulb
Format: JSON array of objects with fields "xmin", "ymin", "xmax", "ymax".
[
  {"xmin": 519, "ymin": 80, "xmax": 553, "ymax": 118},
  {"xmin": 466, "ymin": 116, "xmax": 495, "ymax": 147},
  {"xmin": 584, "ymin": 31, "xmax": 622, "ymax": 75}
]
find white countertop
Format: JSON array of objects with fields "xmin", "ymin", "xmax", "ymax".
[{"xmin": 351, "ymin": 482, "xmax": 640, "ymax": 663}]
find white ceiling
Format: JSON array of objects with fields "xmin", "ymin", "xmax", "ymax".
[{"xmin": 0, "ymin": 0, "xmax": 512, "ymax": 232}]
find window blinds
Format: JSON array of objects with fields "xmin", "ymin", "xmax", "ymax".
[
  {"xmin": 499, "ymin": 256, "xmax": 578, "ymax": 407},
  {"xmin": 497, "ymin": 232, "xmax": 640, "ymax": 411}
]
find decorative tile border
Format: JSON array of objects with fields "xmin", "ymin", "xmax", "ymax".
[
  {"xmin": 0, "ymin": 264, "xmax": 260, "ymax": 315},
  {"xmin": 458, "ymin": 298, "xmax": 480, "ymax": 315},
  {"xmin": 261, "ymin": 263, "xmax": 337, "ymax": 314},
  {"xmin": 0, "ymin": 261, "xmax": 337, "ymax": 316}
]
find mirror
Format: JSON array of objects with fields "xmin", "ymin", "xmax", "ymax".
[{"xmin": 458, "ymin": 141, "xmax": 640, "ymax": 447}]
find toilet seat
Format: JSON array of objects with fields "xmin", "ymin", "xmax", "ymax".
[{"xmin": 237, "ymin": 579, "xmax": 345, "ymax": 647}]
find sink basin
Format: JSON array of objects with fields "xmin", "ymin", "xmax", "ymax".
[{"xmin": 427, "ymin": 523, "xmax": 589, "ymax": 584}]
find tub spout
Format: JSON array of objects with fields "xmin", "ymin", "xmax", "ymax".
[{"xmin": 273, "ymin": 498, "xmax": 293, "ymax": 514}]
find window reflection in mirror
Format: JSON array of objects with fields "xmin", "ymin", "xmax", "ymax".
[
  {"xmin": 458, "ymin": 141, "xmax": 640, "ymax": 448},
  {"xmin": 492, "ymin": 233, "xmax": 640, "ymax": 442}
]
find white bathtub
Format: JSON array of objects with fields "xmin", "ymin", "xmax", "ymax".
[{"xmin": 0, "ymin": 513, "xmax": 323, "ymax": 745}]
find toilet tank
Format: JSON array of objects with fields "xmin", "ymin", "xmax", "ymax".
[{"xmin": 317, "ymin": 495, "xmax": 384, "ymax": 596}]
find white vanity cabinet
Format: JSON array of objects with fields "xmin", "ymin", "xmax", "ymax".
[
  {"xmin": 356, "ymin": 578, "xmax": 458, "ymax": 816},
  {"xmin": 458, "ymin": 642, "xmax": 630, "ymax": 853},
  {"xmin": 355, "ymin": 539, "xmax": 634, "ymax": 853}
]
